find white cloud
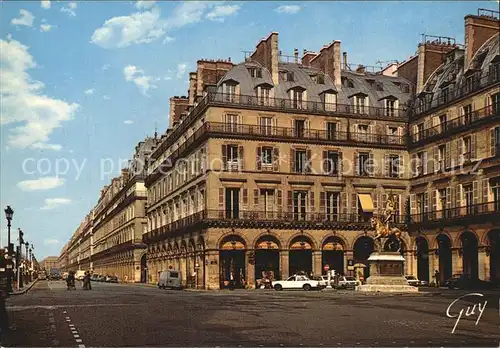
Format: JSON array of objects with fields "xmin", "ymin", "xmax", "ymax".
[
  {"xmin": 41, "ymin": 1, "xmax": 51, "ymax": 9},
  {"xmin": 84, "ymin": 88, "xmax": 95, "ymax": 95},
  {"xmin": 90, "ymin": 7, "xmax": 166, "ymax": 49},
  {"xmin": 176, "ymin": 63, "xmax": 187, "ymax": 79},
  {"xmin": 162, "ymin": 36, "xmax": 175, "ymax": 44},
  {"xmin": 275, "ymin": 5, "xmax": 301, "ymax": 14},
  {"xmin": 32, "ymin": 143, "xmax": 62, "ymax": 151},
  {"xmin": 0, "ymin": 38, "xmax": 79, "ymax": 150},
  {"xmin": 11, "ymin": 10, "xmax": 35, "ymax": 27},
  {"xmin": 103, "ymin": 95, "xmax": 111, "ymax": 100},
  {"xmin": 206, "ymin": 4, "xmax": 240, "ymax": 22},
  {"xmin": 44, "ymin": 239, "xmax": 60, "ymax": 245},
  {"xmin": 135, "ymin": 1, "xmax": 156, "ymax": 10},
  {"xmin": 101, "ymin": 64, "xmax": 111, "ymax": 71},
  {"xmin": 61, "ymin": 2, "xmax": 77, "ymax": 17},
  {"xmin": 91, "ymin": 2, "xmax": 239, "ymax": 49},
  {"xmin": 124, "ymin": 65, "xmax": 157, "ymax": 96},
  {"xmin": 40, "ymin": 24, "xmax": 53, "ymax": 32},
  {"xmin": 17, "ymin": 177, "xmax": 65, "ymax": 192},
  {"xmin": 124, "ymin": 120, "xmax": 135, "ymax": 124},
  {"xmin": 40, "ymin": 198, "xmax": 71, "ymax": 210}
]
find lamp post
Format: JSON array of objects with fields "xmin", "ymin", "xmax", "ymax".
[
  {"xmin": 25, "ymin": 241, "xmax": 29, "ymax": 283},
  {"xmin": 4, "ymin": 206, "xmax": 14, "ymax": 293},
  {"xmin": 17, "ymin": 229, "xmax": 24, "ymax": 289}
]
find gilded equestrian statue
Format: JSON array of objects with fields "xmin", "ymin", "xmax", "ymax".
[{"xmin": 371, "ymin": 194, "xmax": 404, "ymax": 252}]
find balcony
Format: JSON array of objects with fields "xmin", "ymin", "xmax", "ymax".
[
  {"xmin": 410, "ymin": 105, "xmax": 499, "ymax": 146},
  {"xmin": 413, "ymin": 69, "xmax": 499, "ymax": 116},
  {"xmin": 143, "ymin": 210, "xmax": 407, "ymax": 243},
  {"xmin": 150, "ymin": 91, "xmax": 408, "ymax": 160},
  {"xmin": 409, "ymin": 201, "xmax": 500, "ymax": 230}
]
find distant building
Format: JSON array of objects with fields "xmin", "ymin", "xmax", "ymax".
[{"xmin": 40, "ymin": 256, "xmax": 59, "ymax": 271}]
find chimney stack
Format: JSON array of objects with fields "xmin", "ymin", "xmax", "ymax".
[
  {"xmin": 294, "ymin": 48, "xmax": 299, "ymax": 63},
  {"xmin": 309, "ymin": 40, "xmax": 342, "ymax": 89},
  {"xmin": 343, "ymin": 52, "xmax": 348, "ymax": 69},
  {"xmin": 463, "ymin": 12, "xmax": 500, "ymax": 70},
  {"xmin": 250, "ymin": 32, "xmax": 279, "ymax": 84}
]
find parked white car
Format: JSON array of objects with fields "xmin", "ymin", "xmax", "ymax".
[
  {"xmin": 273, "ymin": 275, "xmax": 320, "ymax": 291},
  {"xmin": 405, "ymin": 275, "xmax": 420, "ymax": 286},
  {"xmin": 312, "ymin": 275, "xmax": 329, "ymax": 288},
  {"xmin": 338, "ymin": 276, "xmax": 359, "ymax": 288}
]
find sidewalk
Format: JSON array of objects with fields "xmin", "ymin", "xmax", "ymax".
[{"xmin": 9, "ymin": 279, "xmax": 38, "ymax": 296}]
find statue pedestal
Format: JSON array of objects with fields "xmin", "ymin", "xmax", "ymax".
[{"xmin": 356, "ymin": 252, "xmax": 417, "ymax": 293}]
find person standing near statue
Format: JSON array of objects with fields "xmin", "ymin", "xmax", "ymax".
[{"xmin": 434, "ymin": 270, "xmax": 441, "ymax": 288}]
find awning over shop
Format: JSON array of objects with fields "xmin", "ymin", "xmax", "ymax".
[{"xmin": 358, "ymin": 194, "xmax": 375, "ymax": 213}]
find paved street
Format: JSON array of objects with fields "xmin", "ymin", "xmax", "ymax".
[{"xmin": 2, "ymin": 281, "xmax": 500, "ymax": 347}]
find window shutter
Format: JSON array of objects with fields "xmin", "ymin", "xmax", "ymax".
[
  {"xmin": 355, "ymin": 152, "xmax": 360, "ymax": 175},
  {"xmin": 273, "ymin": 147, "xmax": 279, "ymax": 172},
  {"xmin": 410, "ymin": 194, "xmax": 416, "ymax": 216},
  {"xmin": 256, "ymin": 147, "xmax": 262, "ymax": 170},
  {"xmin": 238, "ymin": 145, "xmax": 244, "ymax": 171},
  {"xmin": 338, "ymin": 152, "xmax": 343, "ymax": 177},
  {"xmin": 445, "ymin": 142, "xmax": 451, "ymax": 168},
  {"xmin": 446, "ymin": 187, "xmax": 452, "ymax": 209},
  {"xmin": 219, "ymin": 188, "xmax": 224, "ymax": 208},
  {"xmin": 422, "ymin": 152, "xmax": 428, "ymax": 175},
  {"xmin": 428, "ymin": 149, "xmax": 435, "ymax": 173},
  {"xmin": 471, "ymin": 133, "xmax": 476, "ymax": 160},
  {"xmin": 457, "ymin": 138, "xmax": 463, "ymax": 164},
  {"xmin": 399, "ymin": 155, "xmax": 405, "ymax": 178},
  {"xmin": 323, "ymin": 151, "xmax": 328, "ymax": 173},
  {"xmin": 310, "ymin": 191, "xmax": 315, "ymax": 212},
  {"xmin": 287, "ymin": 190, "xmax": 293, "ymax": 212},
  {"xmin": 433, "ymin": 146, "xmax": 439, "ymax": 172},
  {"xmin": 411, "ymin": 154, "xmax": 417, "ymax": 177},
  {"xmin": 482, "ymin": 178, "xmax": 489, "ymax": 203},
  {"xmin": 254, "ymin": 189, "xmax": 259, "ymax": 206},
  {"xmin": 277, "ymin": 190, "xmax": 283, "ymax": 211},
  {"xmin": 384, "ymin": 154, "xmax": 390, "ymax": 177},
  {"xmin": 341, "ymin": 192, "xmax": 347, "ymax": 217},
  {"xmin": 290, "ymin": 148, "xmax": 295, "ymax": 173},
  {"xmin": 490, "ymin": 128, "xmax": 495, "ymax": 157},
  {"xmin": 222, "ymin": 144, "xmax": 227, "ymax": 170},
  {"xmin": 473, "ymin": 181, "xmax": 479, "ymax": 205},
  {"xmin": 424, "ymin": 192, "xmax": 429, "ymax": 213},
  {"xmin": 432, "ymin": 190, "xmax": 437, "ymax": 212},
  {"xmin": 320, "ymin": 192, "xmax": 326, "ymax": 213},
  {"xmin": 455, "ymin": 184, "xmax": 462, "ymax": 208},
  {"xmin": 243, "ymin": 188, "xmax": 248, "ymax": 205},
  {"xmin": 351, "ymin": 193, "xmax": 358, "ymax": 217},
  {"xmin": 306, "ymin": 149, "xmax": 312, "ymax": 173}
]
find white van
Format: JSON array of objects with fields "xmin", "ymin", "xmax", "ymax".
[
  {"xmin": 158, "ymin": 270, "xmax": 182, "ymax": 289},
  {"xmin": 75, "ymin": 270, "xmax": 86, "ymax": 281}
]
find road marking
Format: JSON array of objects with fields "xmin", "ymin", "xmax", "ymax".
[
  {"xmin": 47, "ymin": 282, "xmax": 53, "ymax": 291},
  {"xmin": 7, "ymin": 303, "xmax": 138, "ymax": 311},
  {"xmin": 76, "ymin": 339, "xmax": 82, "ymax": 343},
  {"xmin": 78, "ymin": 345, "xmax": 85, "ymax": 348},
  {"xmin": 64, "ymin": 311, "xmax": 86, "ymax": 348}
]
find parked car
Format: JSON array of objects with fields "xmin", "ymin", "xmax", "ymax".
[
  {"xmin": 311, "ymin": 275, "xmax": 329, "ymax": 288},
  {"xmin": 90, "ymin": 274, "xmax": 100, "ymax": 281},
  {"xmin": 106, "ymin": 276, "xmax": 119, "ymax": 283},
  {"xmin": 405, "ymin": 275, "xmax": 420, "ymax": 287},
  {"xmin": 98, "ymin": 275, "xmax": 107, "ymax": 282},
  {"xmin": 338, "ymin": 276, "xmax": 359, "ymax": 288},
  {"xmin": 419, "ymin": 279, "xmax": 429, "ymax": 286},
  {"xmin": 272, "ymin": 275, "xmax": 320, "ymax": 291},
  {"xmin": 445, "ymin": 274, "xmax": 495, "ymax": 290},
  {"xmin": 38, "ymin": 273, "xmax": 47, "ymax": 280}
]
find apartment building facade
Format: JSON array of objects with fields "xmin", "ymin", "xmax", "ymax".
[
  {"xmin": 143, "ymin": 32, "xmax": 416, "ymax": 289},
  {"xmin": 40, "ymin": 256, "xmax": 59, "ymax": 272},
  {"xmin": 406, "ymin": 10, "xmax": 500, "ymax": 284}
]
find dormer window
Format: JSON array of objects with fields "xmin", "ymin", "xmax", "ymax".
[
  {"xmin": 342, "ymin": 77, "xmax": 354, "ymax": 88},
  {"xmin": 321, "ymin": 90, "xmax": 337, "ymax": 112},
  {"xmin": 289, "ymin": 87, "xmax": 305, "ymax": 109},
  {"xmin": 440, "ymin": 87, "xmax": 449, "ymax": 104},
  {"xmin": 489, "ymin": 62, "xmax": 499, "ymax": 83},
  {"xmin": 310, "ymin": 74, "xmax": 325, "ymax": 84},
  {"xmin": 281, "ymin": 71, "xmax": 294, "ymax": 82},
  {"xmin": 248, "ymin": 67, "xmax": 262, "ymax": 78},
  {"xmin": 385, "ymin": 98, "xmax": 397, "ymax": 117},
  {"xmin": 400, "ymin": 83, "xmax": 410, "ymax": 93},
  {"xmin": 222, "ymin": 82, "xmax": 237, "ymax": 102},
  {"xmin": 256, "ymin": 84, "xmax": 272, "ymax": 106},
  {"xmin": 375, "ymin": 81, "xmax": 384, "ymax": 91},
  {"xmin": 353, "ymin": 95, "xmax": 368, "ymax": 114}
]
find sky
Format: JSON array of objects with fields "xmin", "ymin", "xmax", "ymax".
[{"xmin": 0, "ymin": 0, "xmax": 497, "ymax": 260}]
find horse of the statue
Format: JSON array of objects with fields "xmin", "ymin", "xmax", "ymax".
[{"xmin": 371, "ymin": 216, "xmax": 403, "ymax": 252}]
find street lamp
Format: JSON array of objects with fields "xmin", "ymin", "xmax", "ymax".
[
  {"xmin": 17, "ymin": 228, "xmax": 24, "ymax": 289},
  {"xmin": 4, "ymin": 206, "xmax": 14, "ymax": 293},
  {"xmin": 25, "ymin": 241, "xmax": 29, "ymax": 283}
]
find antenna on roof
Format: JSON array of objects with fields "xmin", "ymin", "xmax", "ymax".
[{"xmin": 154, "ymin": 121, "xmax": 158, "ymax": 139}]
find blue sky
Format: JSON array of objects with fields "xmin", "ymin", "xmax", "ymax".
[{"xmin": 0, "ymin": 0, "xmax": 496, "ymax": 260}]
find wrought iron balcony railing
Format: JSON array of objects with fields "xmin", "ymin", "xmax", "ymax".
[
  {"xmin": 411, "ymin": 105, "xmax": 499, "ymax": 145},
  {"xmin": 409, "ymin": 201, "xmax": 500, "ymax": 226}
]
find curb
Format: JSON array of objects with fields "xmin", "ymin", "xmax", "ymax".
[{"xmin": 10, "ymin": 279, "xmax": 38, "ymax": 296}]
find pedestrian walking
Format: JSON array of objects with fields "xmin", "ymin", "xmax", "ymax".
[{"xmin": 434, "ymin": 270, "xmax": 440, "ymax": 288}]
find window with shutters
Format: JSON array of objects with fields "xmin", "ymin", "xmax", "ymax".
[
  {"xmin": 416, "ymin": 123, "xmax": 424, "ymax": 142},
  {"xmin": 357, "ymin": 124, "xmax": 369, "ymax": 142},
  {"xmin": 355, "ymin": 96, "xmax": 367, "ymax": 114},
  {"xmin": 492, "ymin": 181, "xmax": 500, "ymax": 212},
  {"xmin": 295, "ymin": 150, "xmax": 307, "ymax": 173},
  {"xmin": 225, "ymin": 144, "xmax": 239, "ymax": 171},
  {"xmin": 387, "ymin": 126, "xmax": 399, "ymax": 144},
  {"xmin": 463, "ymin": 104, "xmax": 473, "ymax": 125},
  {"xmin": 294, "ymin": 119, "xmax": 306, "ymax": 138},
  {"xmin": 293, "ymin": 191, "xmax": 307, "ymax": 221},
  {"xmin": 492, "ymin": 126, "xmax": 500, "ymax": 157},
  {"xmin": 223, "ymin": 83, "xmax": 237, "ymax": 102},
  {"xmin": 290, "ymin": 88, "xmax": 304, "ymax": 109},
  {"xmin": 225, "ymin": 188, "xmax": 240, "ymax": 219},
  {"xmin": 492, "ymin": 93, "xmax": 500, "ymax": 115},
  {"xmin": 324, "ymin": 151, "xmax": 339, "ymax": 175},
  {"xmin": 248, "ymin": 67, "xmax": 262, "ymax": 78},
  {"xmin": 225, "ymin": 114, "xmax": 239, "ymax": 133},
  {"xmin": 465, "ymin": 75, "xmax": 475, "ymax": 93},
  {"xmin": 324, "ymin": 92, "xmax": 337, "ymax": 111},
  {"xmin": 260, "ymin": 117, "xmax": 273, "ymax": 135},
  {"xmin": 463, "ymin": 184, "xmax": 473, "ymax": 214},
  {"xmin": 416, "ymin": 193, "xmax": 425, "ymax": 217},
  {"xmin": 326, "ymin": 122, "xmax": 337, "ymax": 140},
  {"xmin": 261, "ymin": 147, "xmax": 273, "ymax": 166},
  {"xmin": 326, "ymin": 192, "xmax": 340, "ymax": 221},
  {"xmin": 358, "ymin": 152, "xmax": 370, "ymax": 177},
  {"xmin": 462, "ymin": 136, "xmax": 472, "ymax": 162},
  {"xmin": 438, "ymin": 145, "xmax": 446, "ymax": 171},
  {"xmin": 385, "ymin": 99, "xmax": 396, "ymax": 117},
  {"xmin": 257, "ymin": 86, "xmax": 271, "ymax": 106},
  {"xmin": 388, "ymin": 154, "xmax": 400, "ymax": 178},
  {"xmin": 439, "ymin": 114, "xmax": 447, "ymax": 133},
  {"xmin": 260, "ymin": 189, "xmax": 275, "ymax": 218},
  {"xmin": 441, "ymin": 87, "xmax": 449, "ymax": 104}
]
